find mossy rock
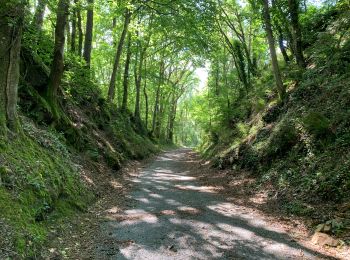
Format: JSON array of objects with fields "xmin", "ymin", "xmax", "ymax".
[
  {"xmin": 238, "ymin": 143, "xmax": 259, "ymax": 171},
  {"xmin": 264, "ymin": 121, "xmax": 298, "ymax": 160},
  {"xmin": 263, "ymin": 103, "xmax": 283, "ymax": 123},
  {"xmin": 0, "ymin": 166, "xmax": 15, "ymax": 188},
  {"xmin": 303, "ymin": 112, "xmax": 331, "ymax": 137},
  {"xmin": 104, "ymin": 151, "xmax": 121, "ymax": 171}
]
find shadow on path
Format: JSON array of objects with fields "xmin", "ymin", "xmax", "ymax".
[{"xmin": 96, "ymin": 149, "xmax": 335, "ymax": 260}]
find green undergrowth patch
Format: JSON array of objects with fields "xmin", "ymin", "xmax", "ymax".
[
  {"xmin": 110, "ymin": 113, "xmax": 159, "ymax": 160},
  {"xmin": 0, "ymin": 120, "xmax": 93, "ymax": 257}
]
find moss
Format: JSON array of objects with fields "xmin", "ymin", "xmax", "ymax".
[
  {"xmin": 264, "ymin": 120, "xmax": 298, "ymax": 159},
  {"xmin": 0, "ymin": 123, "xmax": 93, "ymax": 257}
]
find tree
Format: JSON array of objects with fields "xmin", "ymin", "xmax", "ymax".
[
  {"xmin": 32, "ymin": 0, "xmax": 46, "ymax": 31},
  {"xmin": 0, "ymin": 0, "xmax": 25, "ymax": 134},
  {"xmin": 288, "ymin": 0, "xmax": 306, "ymax": 68},
  {"xmin": 108, "ymin": 9, "xmax": 132, "ymax": 101},
  {"xmin": 261, "ymin": 0, "xmax": 286, "ymax": 101},
  {"xmin": 83, "ymin": 0, "xmax": 94, "ymax": 67},
  {"xmin": 71, "ymin": 5, "xmax": 77, "ymax": 52},
  {"xmin": 46, "ymin": 0, "xmax": 70, "ymax": 121},
  {"xmin": 75, "ymin": 0, "xmax": 83, "ymax": 57},
  {"xmin": 121, "ymin": 33, "xmax": 132, "ymax": 111}
]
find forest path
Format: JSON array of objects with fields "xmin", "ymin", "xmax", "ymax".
[{"xmin": 96, "ymin": 149, "xmax": 331, "ymax": 259}]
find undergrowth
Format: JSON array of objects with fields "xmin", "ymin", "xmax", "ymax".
[{"xmin": 203, "ymin": 7, "xmax": 350, "ymax": 218}]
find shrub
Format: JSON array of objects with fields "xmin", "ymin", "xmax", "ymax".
[{"xmin": 302, "ymin": 112, "xmax": 331, "ymax": 137}]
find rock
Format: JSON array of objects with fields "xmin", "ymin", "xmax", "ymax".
[
  {"xmin": 169, "ymin": 245, "xmax": 178, "ymax": 252},
  {"xmin": 311, "ymin": 232, "xmax": 339, "ymax": 247},
  {"xmin": 315, "ymin": 224, "xmax": 325, "ymax": 232},
  {"xmin": 323, "ymin": 223, "xmax": 332, "ymax": 233}
]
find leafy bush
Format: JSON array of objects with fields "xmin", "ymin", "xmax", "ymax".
[
  {"xmin": 264, "ymin": 120, "xmax": 298, "ymax": 159},
  {"xmin": 302, "ymin": 112, "xmax": 331, "ymax": 137}
]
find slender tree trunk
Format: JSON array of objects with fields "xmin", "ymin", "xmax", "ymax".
[
  {"xmin": 46, "ymin": 0, "xmax": 69, "ymax": 120},
  {"xmin": 71, "ymin": 8, "xmax": 77, "ymax": 52},
  {"xmin": 76, "ymin": 0, "xmax": 83, "ymax": 57},
  {"xmin": 143, "ymin": 61, "xmax": 149, "ymax": 129},
  {"xmin": 0, "ymin": 0, "xmax": 25, "ymax": 134},
  {"xmin": 277, "ymin": 27, "xmax": 290, "ymax": 64},
  {"xmin": 83, "ymin": 0, "xmax": 93, "ymax": 67},
  {"xmin": 134, "ymin": 42, "xmax": 146, "ymax": 123},
  {"xmin": 262, "ymin": 0, "xmax": 286, "ymax": 101},
  {"xmin": 108, "ymin": 10, "xmax": 131, "ymax": 101},
  {"xmin": 121, "ymin": 33, "xmax": 132, "ymax": 111},
  {"xmin": 112, "ymin": 17, "xmax": 117, "ymax": 47},
  {"xmin": 288, "ymin": 0, "xmax": 306, "ymax": 68},
  {"xmin": 167, "ymin": 95, "xmax": 177, "ymax": 143},
  {"xmin": 151, "ymin": 85, "xmax": 160, "ymax": 135},
  {"xmin": 66, "ymin": 16, "xmax": 71, "ymax": 50},
  {"xmin": 152, "ymin": 60, "xmax": 164, "ymax": 136},
  {"xmin": 271, "ymin": 0, "xmax": 290, "ymax": 65},
  {"xmin": 32, "ymin": 0, "xmax": 46, "ymax": 31}
]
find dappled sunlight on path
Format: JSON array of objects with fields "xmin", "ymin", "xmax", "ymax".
[{"xmin": 96, "ymin": 149, "xmax": 334, "ymax": 259}]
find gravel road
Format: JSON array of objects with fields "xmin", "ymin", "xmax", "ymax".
[{"xmin": 97, "ymin": 149, "xmax": 333, "ymax": 260}]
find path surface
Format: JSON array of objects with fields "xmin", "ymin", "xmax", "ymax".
[{"xmin": 97, "ymin": 149, "xmax": 330, "ymax": 259}]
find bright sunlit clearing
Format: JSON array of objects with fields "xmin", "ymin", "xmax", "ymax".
[{"xmin": 195, "ymin": 66, "xmax": 209, "ymax": 92}]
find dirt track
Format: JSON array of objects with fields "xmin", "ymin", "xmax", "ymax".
[{"xmin": 95, "ymin": 149, "xmax": 334, "ymax": 259}]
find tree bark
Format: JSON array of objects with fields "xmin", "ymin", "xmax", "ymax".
[
  {"xmin": 46, "ymin": 0, "xmax": 69, "ymax": 120},
  {"xmin": 288, "ymin": 0, "xmax": 306, "ymax": 68},
  {"xmin": 83, "ymin": 0, "xmax": 94, "ymax": 67},
  {"xmin": 167, "ymin": 94, "xmax": 177, "ymax": 143},
  {"xmin": 276, "ymin": 25, "xmax": 290, "ymax": 64},
  {"xmin": 66, "ymin": 15, "xmax": 71, "ymax": 50},
  {"xmin": 0, "ymin": 0, "xmax": 25, "ymax": 134},
  {"xmin": 262, "ymin": 0, "xmax": 286, "ymax": 101},
  {"xmin": 152, "ymin": 60, "xmax": 164, "ymax": 136},
  {"xmin": 76, "ymin": 0, "xmax": 83, "ymax": 57},
  {"xmin": 143, "ymin": 60, "xmax": 149, "ymax": 129},
  {"xmin": 32, "ymin": 0, "xmax": 46, "ymax": 31},
  {"xmin": 134, "ymin": 36, "xmax": 147, "ymax": 123},
  {"xmin": 71, "ymin": 7, "xmax": 77, "ymax": 52},
  {"xmin": 108, "ymin": 10, "xmax": 132, "ymax": 101},
  {"xmin": 121, "ymin": 33, "xmax": 132, "ymax": 111}
]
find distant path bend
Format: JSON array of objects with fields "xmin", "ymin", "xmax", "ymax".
[{"xmin": 97, "ymin": 149, "xmax": 331, "ymax": 259}]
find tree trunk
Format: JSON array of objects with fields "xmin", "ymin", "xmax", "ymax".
[
  {"xmin": 277, "ymin": 26, "xmax": 290, "ymax": 64},
  {"xmin": 167, "ymin": 95, "xmax": 177, "ymax": 143},
  {"xmin": 152, "ymin": 60, "xmax": 164, "ymax": 136},
  {"xmin": 66, "ymin": 16, "xmax": 71, "ymax": 50},
  {"xmin": 46, "ymin": 0, "xmax": 69, "ymax": 120},
  {"xmin": 76, "ymin": 0, "xmax": 83, "ymax": 57},
  {"xmin": 261, "ymin": 0, "xmax": 286, "ymax": 101},
  {"xmin": 32, "ymin": 0, "xmax": 46, "ymax": 31},
  {"xmin": 83, "ymin": 0, "xmax": 94, "ymax": 67},
  {"xmin": 288, "ymin": 0, "xmax": 306, "ymax": 68},
  {"xmin": 71, "ymin": 8, "xmax": 77, "ymax": 52},
  {"xmin": 121, "ymin": 33, "xmax": 132, "ymax": 111},
  {"xmin": 134, "ymin": 40, "xmax": 146, "ymax": 123},
  {"xmin": 143, "ymin": 60, "xmax": 149, "ymax": 129},
  {"xmin": 108, "ymin": 10, "xmax": 132, "ymax": 101},
  {"xmin": 0, "ymin": 1, "xmax": 25, "ymax": 134}
]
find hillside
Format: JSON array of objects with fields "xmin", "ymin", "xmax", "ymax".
[{"xmin": 193, "ymin": 4, "xmax": 350, "ymax": 242}]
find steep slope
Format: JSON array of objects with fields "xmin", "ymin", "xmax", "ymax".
[
  {"xmin": 202, "ymin": 6, "xmax": 350, "ymax": 238},
  {"xmin": 0, "ymin": 29, "xmax": 158, "ymax": 258}
]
